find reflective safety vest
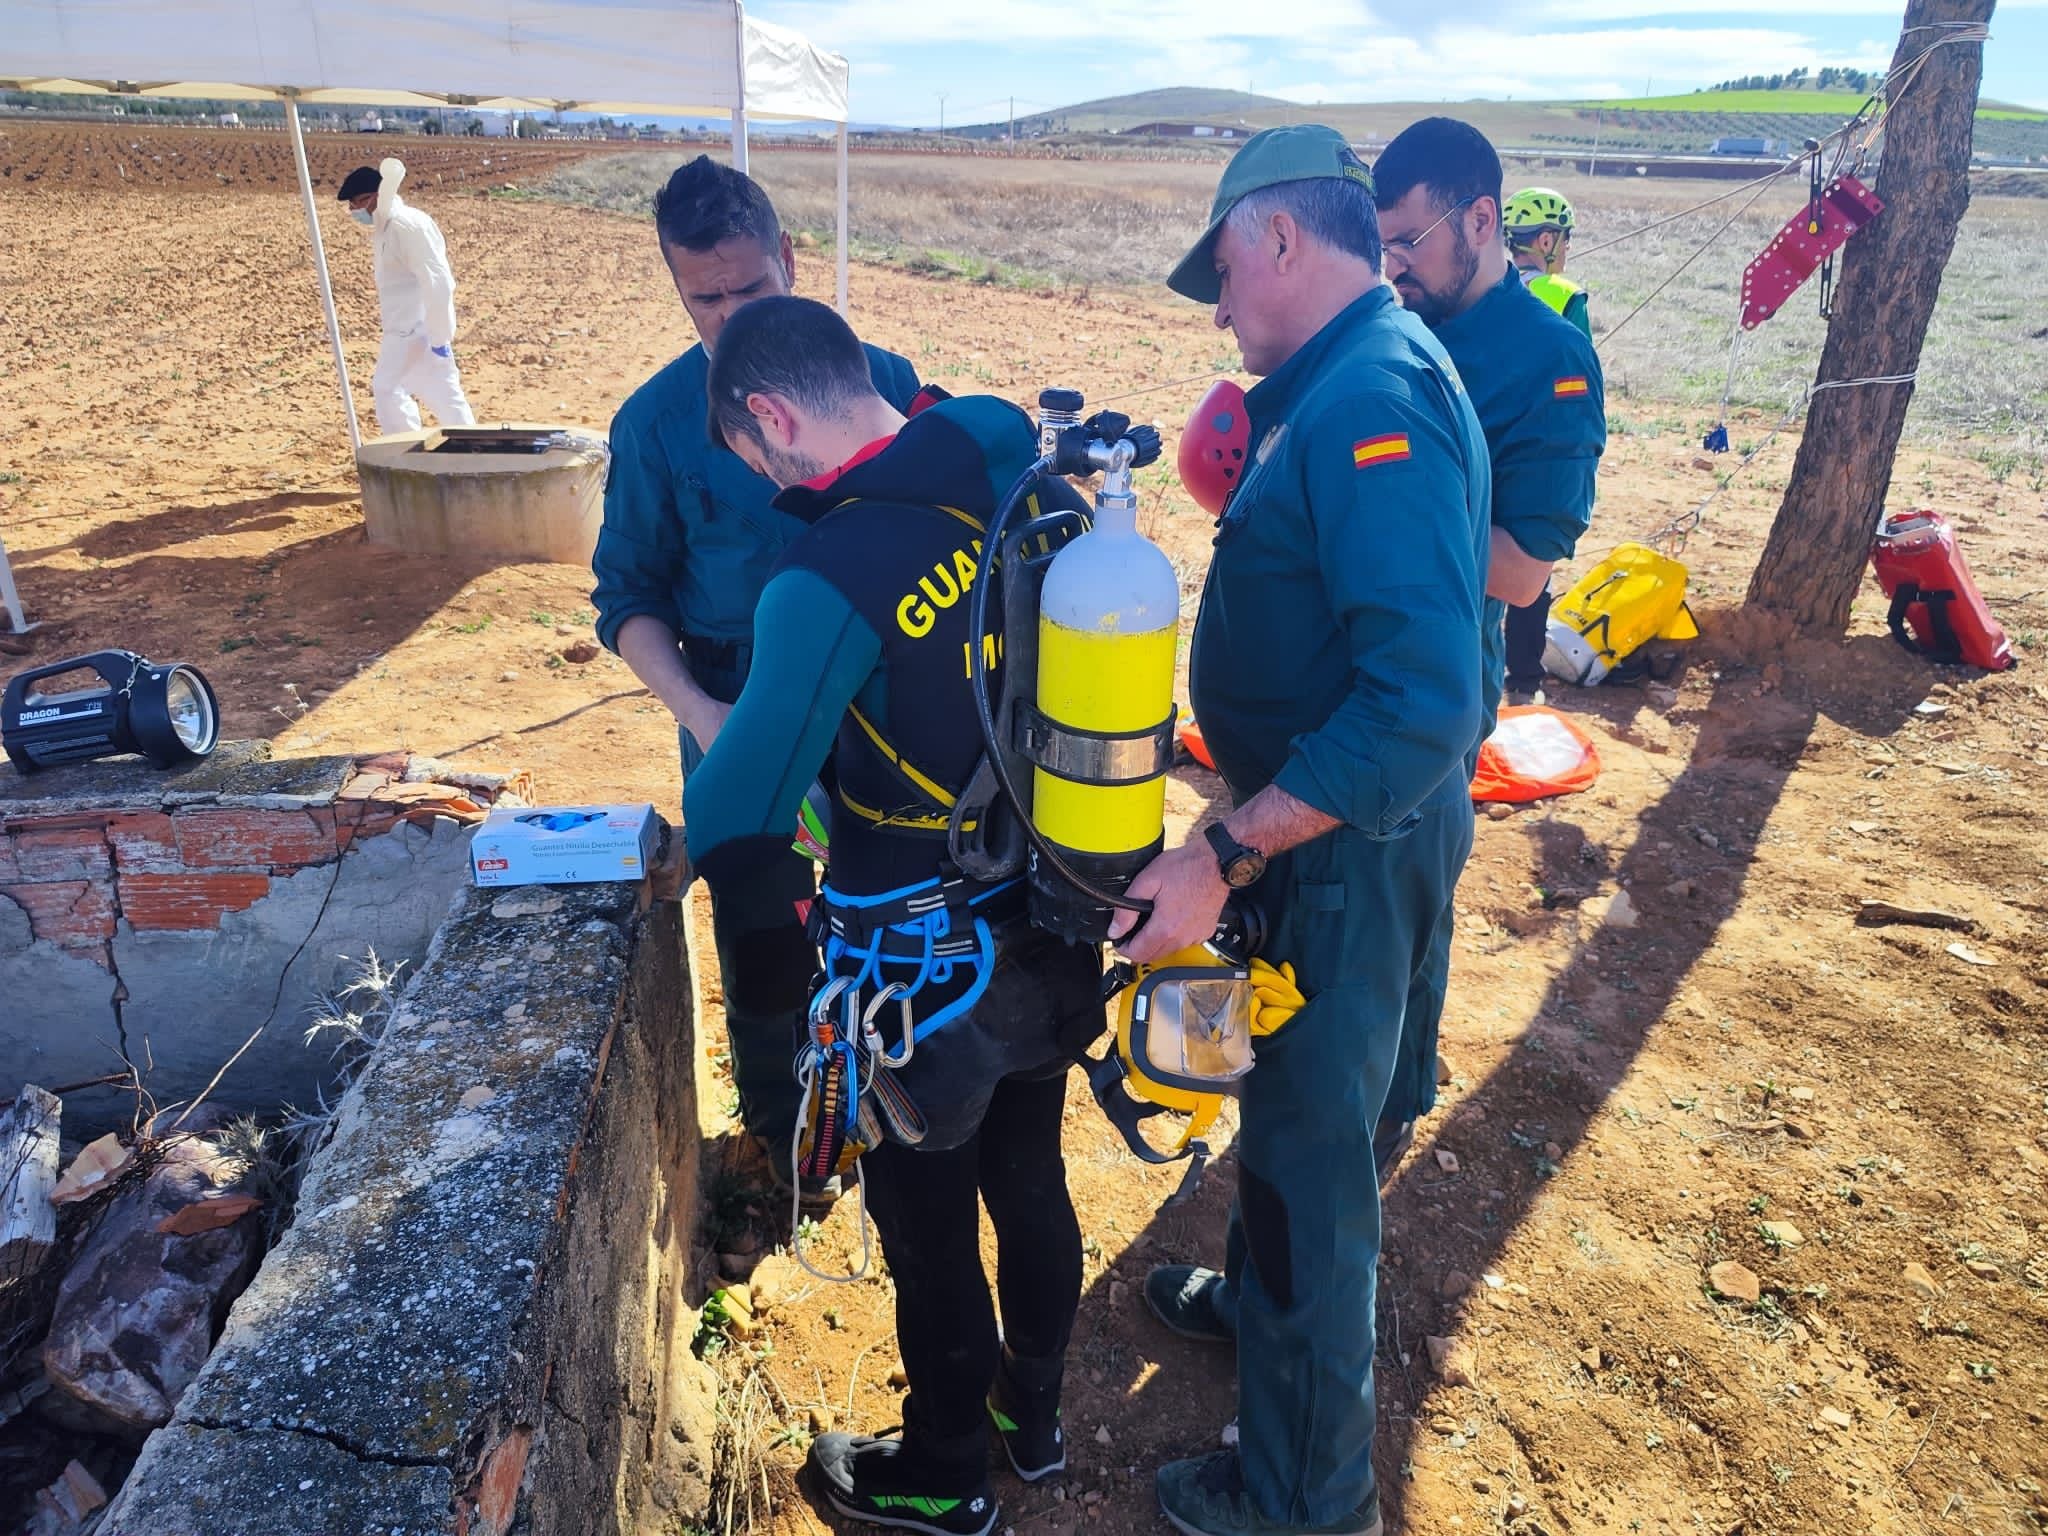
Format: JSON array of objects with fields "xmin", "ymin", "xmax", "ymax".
[{"xmin": 1526, "ymin": 272, "xmax": 1582, "ymax": 316}]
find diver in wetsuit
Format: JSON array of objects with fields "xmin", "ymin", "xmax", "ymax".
[{"xmin": 682, "ymin": 296, "xmax": 1102, "ymax": 1536}]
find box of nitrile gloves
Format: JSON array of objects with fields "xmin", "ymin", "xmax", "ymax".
[{"xmin": 469, "ymin": 803, "xmax": 664, "ymax": 887}]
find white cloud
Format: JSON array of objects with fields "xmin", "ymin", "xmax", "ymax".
[
  {"xmin": 795, "ymin": 0, "xmax": 2042, "ymax": 123},
  {"xmin": 777, "ymin": 0, "xmax": 1377, "ymax": 51},
  {"xmin": 1537, "ymin": 0, "xmax": 1899, "ymax": 18}
]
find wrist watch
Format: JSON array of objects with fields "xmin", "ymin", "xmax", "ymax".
[{"xmin": 1203, "ymin": 822, "xmax": 1267, "ymax": 889}]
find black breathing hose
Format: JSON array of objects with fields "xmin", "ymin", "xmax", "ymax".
[{"xmin": 968, "ymin": 456, "xmax": 1156, "ymax": 920}]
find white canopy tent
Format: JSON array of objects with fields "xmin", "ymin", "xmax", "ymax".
[{"xmin": 1, "ymin": 0, "xmax": 853, "ymax": 634}]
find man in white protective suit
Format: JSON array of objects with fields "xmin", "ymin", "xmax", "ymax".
[{"xmin": 338, "ymin": 158, "xmax": 476, "ymax": 436}]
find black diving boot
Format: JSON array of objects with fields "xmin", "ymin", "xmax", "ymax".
[
  {"xmin": 987, "ymin": 1346, "xmax": 1065, "ymax": 1482},
  {"xmin": 809, "ymin": 1423, "xmax": 997, "ymax": 1536}
]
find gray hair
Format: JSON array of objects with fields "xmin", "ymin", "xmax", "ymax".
[{"xmin": 1224, "ymin": 178, "xmax": 1383, "ymax": 271}]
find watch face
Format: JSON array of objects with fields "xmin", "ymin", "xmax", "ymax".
[{"xmin": 1225, "ymin": 853, "xmax": 1264, "ymax": 888}]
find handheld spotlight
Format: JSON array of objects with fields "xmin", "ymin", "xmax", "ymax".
[{"xmin": 3, "ymin": 650, "xmax": 221, "ymax": 774}]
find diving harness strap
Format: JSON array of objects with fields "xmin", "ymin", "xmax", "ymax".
[{"xmin": 789, "ymin": 869, "xmax": 1022, "ymax": 1281}]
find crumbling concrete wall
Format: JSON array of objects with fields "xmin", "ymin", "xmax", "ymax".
[
  {"xmin": 0, "ymin": 744, "xmax": 512, "ymax": 1134},
  {"xmin": 100, "ymin": 877, "xmax": 716, "ymax": 1536}
]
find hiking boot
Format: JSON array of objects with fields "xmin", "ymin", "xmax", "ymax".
[
  {"xmin": 987, "ymin": 1348, "xmax": 1065, "ymax": 1482},
  {"xmin": 1504, "ymin": 686, "xmax": 1546, "ymax": 708},
  {"xmin": 1145, "ymin": 1264, "xmax": 1236, "ymax": 1344},
  {"xmin": 1156, "ymin": 1450, "xmax": 1383, "ymax": 1536},
  {"xmin": 1371, "ymin": 1119, "xmax": 1414, "ymax": 1191},
  {"xmin": 808, "ymin": 1432, "xmax": 998, "ymax": 1536}
]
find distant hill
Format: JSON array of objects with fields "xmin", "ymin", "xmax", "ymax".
[
  {"xmin": 954, "ymin": 88, "xmax": 1290, "ymax": 139},
  {"xmin": 944, "ymin": 84, "xmax": 2048, "ymax": 162}
]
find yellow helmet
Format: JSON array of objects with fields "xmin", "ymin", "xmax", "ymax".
[{"xmin": 1504, "ymin": 186, "xmax": 1575, "ymax": 242}]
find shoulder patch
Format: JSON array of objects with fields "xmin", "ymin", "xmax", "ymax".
[
  {"xmin": 1553, "ymin": 375, "xmax": 1590, "ymax": 398},
  {"xmin": 1353, "ymin": 432, "xmax": 1412, "ymax": 468}
]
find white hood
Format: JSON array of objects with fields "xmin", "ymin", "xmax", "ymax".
[
  {"xmin": 372, "ymin": 155, "xmax": 408, "ymax": 230},
  {"xmin": 366, "ymin": 156, "xmax": 459, "ymax": 350}
]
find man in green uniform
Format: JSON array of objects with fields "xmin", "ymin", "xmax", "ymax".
[
  {"xmin": 1504, "ymin": 186, "xmax": 1593, "ymax": 341},
  {"xmin": 1115, "ymin": 125, "xmax": 1491, "ymax": 1536},
  {"xmin": 685, "ymin": 296, "xmax": 1104, "ymax": 1536},
  {"xmin": 1370, "ymin": 117, "xmax": 1605, "ymax": 1165},
  {"xmin": 590, "ymin": 157, "xmax": 922, "ymax": 1192}
]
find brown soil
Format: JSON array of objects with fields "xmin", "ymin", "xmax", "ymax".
[
  {"xmin": 4, "ymin": 129, "xmax": 2046, "ymax": 1536},
  {"xmin": 0, "ymin": 118, "xmax": 654, "ymax": 193}
]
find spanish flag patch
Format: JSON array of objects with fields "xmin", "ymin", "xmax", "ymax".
[
  {"xmin": 1553, "ymin": 375, "xmax": 1590, "ymax": 398},
  {"xmin": 1352, "ymin": 432, "xmax": 1412, "ymax": 468}
]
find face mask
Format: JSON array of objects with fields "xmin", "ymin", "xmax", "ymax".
[{"xmin": 350, "ymin": 208, "xmax": 374, "ymax": 227}]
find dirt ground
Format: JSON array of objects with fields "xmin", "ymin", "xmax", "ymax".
[{"xmin": 3, "ymin": 128, "xmax": 2046, "ymax": 1536}]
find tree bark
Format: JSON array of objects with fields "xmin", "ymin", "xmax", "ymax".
[{"xmin": 1744, "ymin": 0, "xmax": 1993, "ymax": 631}]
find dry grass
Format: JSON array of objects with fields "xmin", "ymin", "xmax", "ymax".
[
  {"xmin": 1557, "ymin": 172, "xmax": 2048, "ymax": 440},
  {"xmin": 546, "ymin": 150, "xmax": 2048, "ymax": 442},
  {"xmin": 547, "ymin": 146, "xmax": 1220, "ymax": 291}
]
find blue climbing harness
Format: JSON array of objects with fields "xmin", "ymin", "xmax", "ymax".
[
  {"xmin": 811, "ymin": 872, "xmax": 1023, "ymax": 1043},
  {"xmin": 789, "ymin": 871, "xmax": 1023, "ymax": 1284}
]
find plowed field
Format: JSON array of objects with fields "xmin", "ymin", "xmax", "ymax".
[{"xmin": 0, "ymin": 117, "xmax": 661, "ymax": 192}]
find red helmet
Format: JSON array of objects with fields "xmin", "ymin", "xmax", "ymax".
[{"xmin": 1178, "ymin": 379, "xmax": 1249, "ymax": 519}]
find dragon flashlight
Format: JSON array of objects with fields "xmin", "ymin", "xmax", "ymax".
[{"xmin": 3, "ymin": 650, "xmax": 221, "ymax": 774}]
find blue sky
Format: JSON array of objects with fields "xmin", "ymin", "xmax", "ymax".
[{"xmin": 766, "ymin": 0, "xmax": 2045, "ymax": 128}]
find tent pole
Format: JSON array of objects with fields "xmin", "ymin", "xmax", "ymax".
[
  {"xmin": 835, "ymin": 119, "xmax": 849, "ymax": 315},
  {"xmin": 730, "ymin": 0, "xmax": 751, "ymax": 174},
  {"xmin": 730, "ymin": 106, "xmax": 749, "ymax": 174},
  {"xmin": 286, "ymin": 95, "xmax": 362, "ymax": 455},
  {"xmin": 0, "ymin": 532, "xmax": 32, "ymax": 635}
]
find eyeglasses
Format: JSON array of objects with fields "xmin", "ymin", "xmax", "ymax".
[{"xmin": 1382, "ymin": 195, "xmax": 1477, "ymax": 267}]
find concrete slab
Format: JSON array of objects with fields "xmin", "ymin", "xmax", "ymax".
[
  {"xmin": 0, "ymin": 741, "xmax": 354, "ymax": 818},
  {"xmin": 176, "ymin": 880, "xmax": 641, "ymax": 1457},
  {"xmin": 105, "ymin": 872, "xmax": 716, "ymax": 1534},
  {"xmin": 102, "ymin": 1423, "xmax": 452, "ymax": 1536}
]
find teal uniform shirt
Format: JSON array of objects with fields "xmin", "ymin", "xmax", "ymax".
[
  {"xmin": 1190, "ymin": 284, "xmax": 1493, "ymax": 830},
  {"xmin": 1185, "ymin": 282, "xmax": 1490, "ymax": 1527},
  {"xmin": 590, "ymin": 341, "xmax": 921, "ymax": 702},
  {"xmin": 1434, "ymin": 266, "xmax": 1605, "ymax": 734}
]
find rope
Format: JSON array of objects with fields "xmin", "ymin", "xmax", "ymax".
[
  {"xmin": 1596, "ymin": 172, "xmax": 1785, "ymax": 345},
  {"xmin": 1093, "ymin": 367, "xmax": 1234, "ymax": 409},
  {"xmin": 1639, "ymin": 371, "xmax": 1919, "ymax": 554},
  {"xmin": 1570, "ymin": 165, "xmax": 1801, "ymax": 260}
]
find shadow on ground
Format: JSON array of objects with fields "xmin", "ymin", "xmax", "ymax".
[{"xmin": 1069, "ymin": 635, "xmax": 1923, "ymax": 1530}]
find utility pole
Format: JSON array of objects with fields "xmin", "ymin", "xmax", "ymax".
[
  {"xmin": 1008, "ymin": 96, "xmax": 1015, "ymax": 154},
  {"xmin": 1746, "ymin": 0, "xmax": 1994, "ymax": 631},
  {"xmin": 937, "ymin": 92, "xmax": 948, "ymax": 150}
]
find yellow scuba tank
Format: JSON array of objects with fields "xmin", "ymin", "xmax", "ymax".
[
  {"xmin": 1020, "ymin": 407, "xmax": 1179, "ymax": 940},
  {"xmin": 1544, "ymin": 541, "xmax": 1700, "ymax": 686}
]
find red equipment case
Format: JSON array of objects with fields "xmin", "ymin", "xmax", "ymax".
[{"xmin": 1869, "ymin": 509, "xmax": 2013, "ymax": 672}]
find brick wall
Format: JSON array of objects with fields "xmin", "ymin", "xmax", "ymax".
[
  {"xmin": 3, "ymin": 745, "xmax": 533, "ymax": 1133},
  {"xmin": 0, "ymin": 753, "xmax": 476, "ymax": 969}
]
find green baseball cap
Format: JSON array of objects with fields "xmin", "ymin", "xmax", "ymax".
[{"xmin": 1167, "ymin": 123, "xmax": 1375, "ymax": 304}]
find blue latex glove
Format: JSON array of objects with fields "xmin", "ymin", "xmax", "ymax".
[{"xmin": 430, "ymin": 344, "xmax": 451, "ymax": 358}]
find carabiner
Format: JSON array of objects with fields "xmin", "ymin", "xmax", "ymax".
[
  {"xmin": 860, "ymin": 982, "xmax": 915, "ymax": 1070},
  {"xmin": 809, "ymin": 975, "xmax": 856, "ymax": 1039}
]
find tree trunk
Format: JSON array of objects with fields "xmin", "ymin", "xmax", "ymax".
[{"xmin": 1744, "ymin": 0, "xmax": 1993, "ymax": 630}]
